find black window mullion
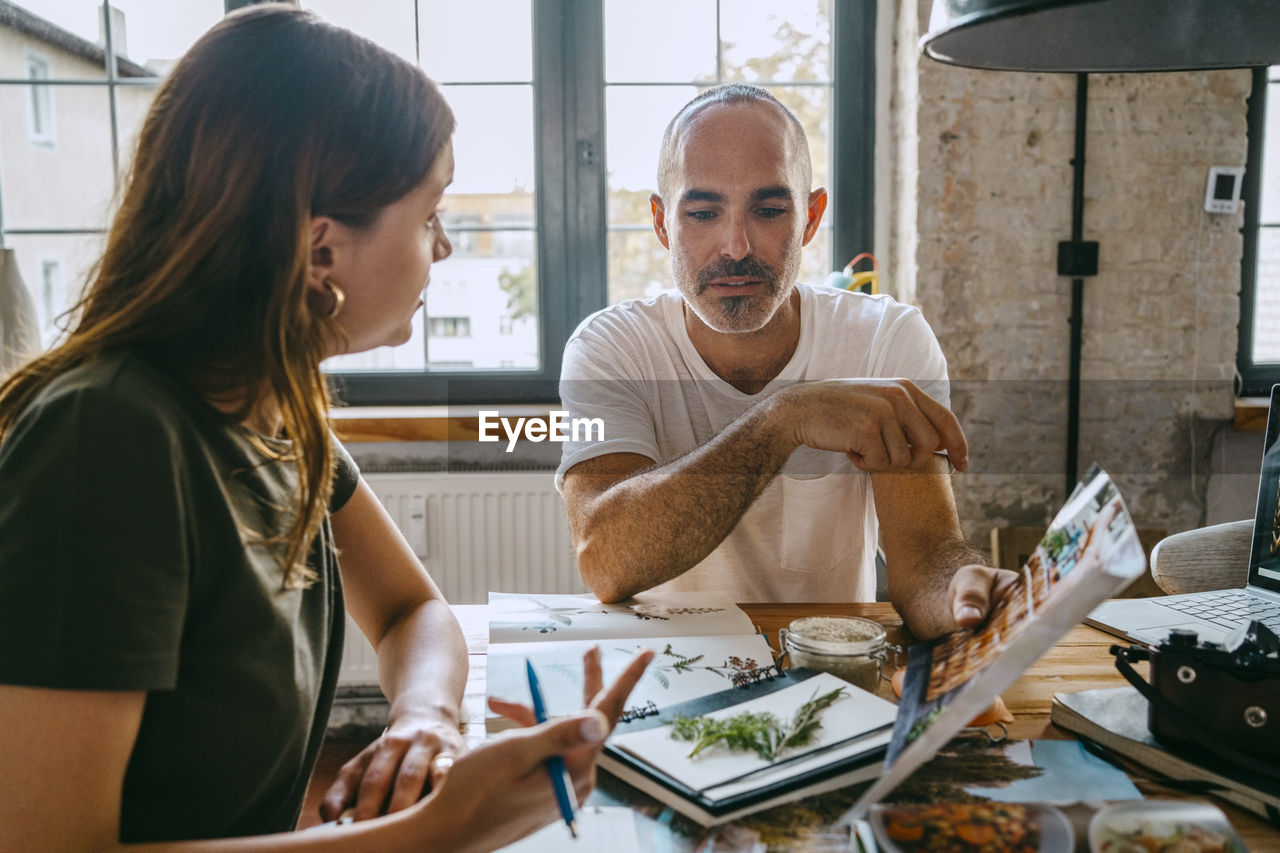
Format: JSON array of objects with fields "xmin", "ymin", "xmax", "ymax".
[
  {"xmin": 563, "ymin": 0, "xmax": 607, "ymax": 332},
  {"xmin": 832, "ymin": 0, "xmax": 876, "ymax": 272},
  {"xmin": 1238, "ymin": 66, "xmax": 1269, "ymax": 395}
]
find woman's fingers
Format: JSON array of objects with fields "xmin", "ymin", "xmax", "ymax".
[
  {"xmin": 582, "ymin": 646, "xmax": 604, "ymax": 706},
  {"xmin": 590, "ymin": 649, "xmax": 654, "ymax": 723}
]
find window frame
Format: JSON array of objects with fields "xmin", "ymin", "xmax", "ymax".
[
  {"xmin": 331, "ymin": 0, "xmax": 876, "ymax": 406},
  {"xmin": 1239, "ymin": 67, "xmax": 1277, "ymax": 396}
]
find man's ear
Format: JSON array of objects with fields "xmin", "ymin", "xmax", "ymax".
[
  {"xmin": 802, "ymin": 188, "xmax": 828, "ymax": 246},
  {"xmin": 307, "ymin": 216, "xmax": 337, "ymax": 295},
  {"xmin": 650, "ymin": 193, "xmax": 670, "ymax": 249}
]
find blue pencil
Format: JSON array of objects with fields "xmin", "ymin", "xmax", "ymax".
[{"xmin": 525, "ymin": 659, "xmax": 578, "ymax": 838}]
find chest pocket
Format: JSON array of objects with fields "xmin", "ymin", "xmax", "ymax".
[{"xmin": 779, "ymin": 469, "xmax": 861, "ymax": 573}]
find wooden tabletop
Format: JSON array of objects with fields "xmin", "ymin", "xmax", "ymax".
[{"xmin": 455, "ymin": 602, "xmax": 1279, "ymax": 850}]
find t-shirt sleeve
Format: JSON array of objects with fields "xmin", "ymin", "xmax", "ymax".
[
  {"xmin": 869, "ymin": 304, "xmax": 951, "ymax": 409},
  {"xmin": 0, "ymin": 387, "xmax": 190, "ymax": 691},
  {"xmin": 555, "ymin": 332, "xmax": 661, "ymax": 493},
  {"xmin": 329, "ymin": 433, "xmax": 361, "ymax": 513}
]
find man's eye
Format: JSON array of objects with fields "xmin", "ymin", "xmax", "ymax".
[
  {"xmin": 686, "ymin": 210, "xmax": 716, "ymax": 221},
  {"xmin": 756, "ymin": 207, "xmax": 787, "ymax": 218}
]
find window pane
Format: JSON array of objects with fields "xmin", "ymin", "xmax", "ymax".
[
  {"xmin": 419, "ymin": 0, "xmax": 531, "ymax": 82},
  {"xmin": 604, "ymin": 0, "xmax": 715, "ymax": 83},
  {"xmin": 800, "ymin": 226, "xmax": 832, "ymax": 287},
  {"xmin": 105, "ymin": 0, "xmax": 222, "ymax": 74},
  {"xmin": 720, "ymin": 0, "xmax": 831, "ymax": 83},
  {"xmin": 606, "ymin": 85, "xmax": 696, "ymax": 221},
  {"xmin": 303, "ymin": 0, "xmax": 417, "ymax": 64},
  {"xmin": 2, "ymin": 84, "xmax": 114, "ymax": 228},
  {"xmin": 445, "ymin": 85, "xmax": 535, "ymax": 219},
  {"xmin": 1255, "ymin": 227, "xmax": 1280, "ymax": 363},
  {"xmin": 5, "ymin": 2, "xmax": 203, "ymax": 78},
  {"xmin": 5, "ymin": 232, "xmax": 105, "ymax": 348},
  {"xmin": 767, "ymin": 84, "xmax": 831, "ymax": 194},
  {"xmin": 114, "ymin": 80, "xmax": 160, "ymax": 170},
  {"xmin": 427, "ymin": 238, "xmax": 538, "ymax": 370},
  {"xmin": 1263, "ymin": 79, "xmax": 1280, "ymax": 224},
  {"xmin": 607, "ymin": 228, "xmax": 669, "ymax": 305}
]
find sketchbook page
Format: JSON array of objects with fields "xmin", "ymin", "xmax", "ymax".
[
  {"xmin": 495, "ymin": 806, "xmax": 639, "ymax": 853},
  {"xmin": 487, "ymin": 633, "xmax": 778, "ymax": 725},
  {"xmin": 611, "ymin": 672, "xmax": 897, "ymax": 794},
  {"xmin": 841, "ymin": 467, "xmax": 1146, "ymax": 824},
  {"xmin": 488, "ymin": 590, "xmax": 755, "ymax": 644}
]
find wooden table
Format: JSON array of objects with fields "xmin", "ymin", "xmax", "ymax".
[{"xmin": 453, "ymin": 602, "xmax": 1279, "ymax": 851}]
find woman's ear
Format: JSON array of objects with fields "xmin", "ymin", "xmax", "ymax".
[{"xmin": 307, "ymin": 217, "xmax": 336, "ymax": 295}]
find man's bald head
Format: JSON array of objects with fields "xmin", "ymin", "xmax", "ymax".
[{"xmin": 655, "ymin": 84, "xmax": 811, "ymax": 203}]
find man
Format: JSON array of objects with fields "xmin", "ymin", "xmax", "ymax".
[{"xmin": 556, "ymin": 84, "xmax": 1012, "ymax": 639}]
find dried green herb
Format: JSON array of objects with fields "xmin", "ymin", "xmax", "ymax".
[{"xmin": 668, "ymin": 686, "xmax": 847, "ymax": 762}]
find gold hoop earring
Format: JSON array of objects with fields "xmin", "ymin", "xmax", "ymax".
[{"xmin": 323, "ymin": 277, "xmax": 346, "ymax": 320}]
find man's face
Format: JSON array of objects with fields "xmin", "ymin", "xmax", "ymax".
[{"xmin": 654, "ymin": 101, "xmax": 821, "ymax": 335}]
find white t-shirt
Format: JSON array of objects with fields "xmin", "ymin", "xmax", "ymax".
[{"xmin": 556, "ymin": 283, "xmax": 950, "ymax": 602}]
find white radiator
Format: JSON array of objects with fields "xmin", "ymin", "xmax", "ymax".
[{"xmin": 338, "ymin": 471, "xmax": 583, "ymax": 686}]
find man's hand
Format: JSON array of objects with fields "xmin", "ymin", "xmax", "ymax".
[
  {"xmin": 948, "ymin": 564, "xmax": 1020, "ymax": 630},
  {"xmin": 773, "ymin": 379, "xmax": 968, "ymax": 472},
  {"xmin": 319, "ymin": 709, "xmax": 467, "ymax": 822}
]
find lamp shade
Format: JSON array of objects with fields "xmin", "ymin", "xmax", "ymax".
[{"xmin": 924, "ymin": 0, "xmax": 1280, "ymax": 72}]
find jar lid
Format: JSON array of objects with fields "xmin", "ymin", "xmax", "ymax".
[{"xmin": 785, "ymin": 615, "xmax": 885, "ymax": 655}]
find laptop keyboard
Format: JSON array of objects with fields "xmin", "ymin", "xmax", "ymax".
[{"xmin": 1161, "ymin": 589, "xmax": 1280, "ymax": 633}]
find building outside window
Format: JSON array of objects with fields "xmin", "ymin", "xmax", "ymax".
[{"xmin": 428, "ymin": 316, "xmax": 471, "ymax": 338}]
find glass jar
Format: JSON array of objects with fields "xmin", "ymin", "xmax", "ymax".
[{"xmin": 779, "ymin": 615, "xmax": 898, "ymax": 692}]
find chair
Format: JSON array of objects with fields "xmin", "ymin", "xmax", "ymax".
[{"xmin": 1149, "ymin": 519, "xmax": 1253, "ymax": 595}]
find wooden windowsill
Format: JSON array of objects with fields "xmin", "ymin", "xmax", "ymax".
[
  {"xmin": 329, "ymin": 405, "xmax": 559, "ymax": 443},
  {"xmin": 335, "ymin": 398, "xmax": 1274, "ymax": 441},
  {"xmin": 1235, "ymin": 397, "xmax": 1270, "ymax": 432}
]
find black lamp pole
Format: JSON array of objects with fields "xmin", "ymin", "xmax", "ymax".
[{"xmin": 1062, "ymin": 72, "xmax": 1096, "ymax": 495}]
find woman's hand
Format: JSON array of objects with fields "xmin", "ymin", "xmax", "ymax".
[
  {"xmin": 319, "ymin": 708, "xmax": 467, "ymax": 822},
  {"xmin": 414, "ymin": 647, "xmax": 653, "ymax": 853}
]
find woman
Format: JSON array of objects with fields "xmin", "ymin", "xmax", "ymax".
[{"xmin": 0, "ymin": 6, "xmax": 650, "ymax": 851}]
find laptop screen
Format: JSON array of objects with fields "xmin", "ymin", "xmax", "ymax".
[{"xmin": 1248, "ymin": 384, "xmax": 1280, "ymax": 593}]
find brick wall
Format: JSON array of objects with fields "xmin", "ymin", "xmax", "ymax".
[{"xmin": 885, "ymin": 0, "xmax": 1251, "ymax": 546}]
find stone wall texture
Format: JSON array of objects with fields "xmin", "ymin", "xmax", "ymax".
[{"xmin": 888, "ymin": 0, "xmax": 1252, "ymax": 549}]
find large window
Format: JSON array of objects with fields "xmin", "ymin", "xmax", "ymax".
[
  {"xmin": 331, "ymin": 0, "xmax": 873, "ymax": 404},
  {"xmin": 0, "ymin": 1, "xmax": 873, "ymax": 405},
  {"xmin": 1240, "ymin": 66, "xmax": 1280, "ymax": 394}
]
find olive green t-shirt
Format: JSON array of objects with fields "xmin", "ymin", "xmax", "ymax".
[{"xmin": 0, "ymin": 352, "xmax": 360, "ymax": 842}]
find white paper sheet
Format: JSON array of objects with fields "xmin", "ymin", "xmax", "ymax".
[
  {"xmin": 488, "ymin": 591, "xmax": 756, "ymax": 643},
  {"xmin": 489, "ymin": 633, "xmax": 778, "ymax": 719},
  {"xmin": 494, "ymin": 806, "xmax": 639, "ymax": 852}
]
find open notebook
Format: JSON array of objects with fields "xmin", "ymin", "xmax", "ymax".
[
  {"xmin": 600, "ymin": 669, "xmax": 897, "ymax": 826},
  {"xmin": 485, "ymin": 591, "xmax": 777, "ymax": 731}
]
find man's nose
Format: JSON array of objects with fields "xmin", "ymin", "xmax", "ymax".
[{"xmin": 719, "ymin": 213, "xmax": 751, "ymax": 261}]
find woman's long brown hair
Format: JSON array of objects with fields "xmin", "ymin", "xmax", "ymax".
[{"xmin": 0, "ymin": 6, "xmax": 454, "ymax": 588}]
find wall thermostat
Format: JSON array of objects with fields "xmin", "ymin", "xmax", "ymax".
[{"xmin": 1204, "ymin": 165, "xmax": 1245, "ymax": 214}]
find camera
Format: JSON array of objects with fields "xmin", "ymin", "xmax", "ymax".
[{"xmin": 1112, "ymin": 621, "xmax": 1280, "ymax": 770}]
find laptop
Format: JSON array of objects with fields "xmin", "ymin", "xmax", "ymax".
[{"xmin": 1086, "ymin": 384, "xmax": 1280, "ymax": 646}]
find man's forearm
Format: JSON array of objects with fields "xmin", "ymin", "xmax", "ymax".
[
  {"xmin": 574, "ymin": 396, "xmax": 798, "ymax": 601},
  {"xmin": 376, "ymin": 598, "xmax": 467, "ymax": 724},
  {"xmin": 889, "ymin": 537, "xmax": 989, "ymax": 640}
]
